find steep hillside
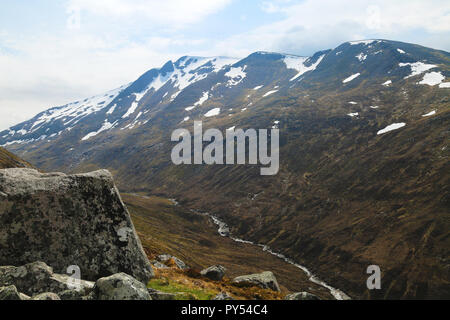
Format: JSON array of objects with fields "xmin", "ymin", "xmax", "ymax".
[
  {"xmin": 2, "ymin": 39, "xmax": 449, "ymax": 299},
  {"xmin": 0, "ymin": 147, "xmax": 33, "ymax": 169}
]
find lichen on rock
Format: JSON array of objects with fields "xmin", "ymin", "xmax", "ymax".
[{"xmin": 0, "ymin": 168, "xmax": 153, "ymax": 283}]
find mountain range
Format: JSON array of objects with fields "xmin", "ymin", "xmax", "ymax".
[{"xmin": 1, "ymin": 39, "xmax": 449, "ymax": 299}]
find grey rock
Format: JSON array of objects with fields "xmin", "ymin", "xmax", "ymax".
[
  {"xmin": 0, "ymin": 168, "xmax": 153, "ymax": 283},
  {"xmin": 284, "ymin": 292, "xmax": 320, "ymax": 300},
  {"xmin": 156, "ymin": 254, "xmax": 189, "ymax": 270},
  {"xmin": 59, "ymin": 289, "xmax": 84, "ymax": 300},
  {"xmin": 19, "ymin": 293, "xmax": 31, "ymax": 300},
  {"xmin": 0, "ymin": 285, "xmax": 23, "ymax": 300},
  {"xmin": 93, "ymin": 273, "xmax": 151, "ymax": 300},
  {"xmin": 232, "ymin": 271, "xmax": 281, "ymax": 292},
  {"xmin": 150, "ymin": 260, "xmax": 169, "ymax": 269},
  {"xmin": 147, "ymin": 288, "xmax": 176, "ymax": 300},
  {"xmin": 213, "ymin": 292, "xmax": 233, "ymax": 300},
  {"xmin": 200, "ymin": 265, "xmax": 226, "ymax": 281},
  {"xmin": 0, "ymin": 261, "xmax": 94, "ymax": 296},
  {"xmin": 31, "ymin": 292, "xmax": 61, "ymax": 300}
]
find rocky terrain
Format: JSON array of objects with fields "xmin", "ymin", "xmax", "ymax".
[
  {"xmin": 1, "ymin": 39, "xmax": 449, "ymax": 299},
  {"xmin": 0, "ymin": 166, "xmax": 317, "ymax": 300}
]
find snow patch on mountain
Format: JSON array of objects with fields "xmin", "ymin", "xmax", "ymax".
[
  {"xmin": 349, "ymin": 40, "xmax": 378, "ymax": 46},
  {"xmin": 82, "ymin": 120, "xmax": 117, "ymax": 141},
  {"xmin": 263, "ymin": 90, "xmax": 279, "ymax": 97},
  {"xmin": 377, "ymin": 123, "xmax": 406, "ymax": 135},
  {"xmin": 106, "ymin": 104, "xmax": 117, "ymax": 115},
  {"xmin": 210, "ymin": 57, "xmax": 240, "ymax": 72},
  {"xmin": 122, "ymin": 101, "xmax": 139, "ymax": 119},
  {"xmin": 205, "ymin": 108, "xmax": 221, "ymax": 117},
  {"xmin": 185, "ymin": 91, "xmax": 210, "ymax": 111},
  {"xmin": 343, "ymin": 73, "xmax": 360, "ymax": 83},
  {"xmin": 399, "ymin": 62, "xmax": 437, "ymax": 78},
  {"xmin": 287, "ymin": 55, "xmax": 325, "ymax": 81},
  {"xmin": 225, "ymin": 66, "xmax": 247, "ymax": 86},
  {"xmin": 418, "ymin": 72, "xmax": 445, "ymax": 86},
  {"xmin": 28, "ymin": 85, "xmax": 126, "ymax": 134},
  {"xmin": 422, "ymin": 110, "xmax": 436, "ymax": 117},
  {"xmin": 356, "ymin": 53, "xmax": 367, "ymax": 62}
]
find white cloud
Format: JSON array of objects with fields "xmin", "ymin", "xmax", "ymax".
[
  {"xmin": 0, "ymin": 32, "xmax": 180, "ymax": 130},
  {"xmin": 206, "ymin": 0, "xmax": 450, "ymax": 57},
  {"xmin": 68, "ymin": 0, "xmax": 233, "ymax": 28}
]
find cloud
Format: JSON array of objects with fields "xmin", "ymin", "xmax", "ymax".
[
  {"xmin": 68, "ymin": 0, "xmax": 233, "ymax": 28},
  {"xmin": 207, "ymin": 0, "xmax": 450, "ymax": 57},
  {"xmin": 0, "ymin": 31, "xmax": 183, "ymax": 130}
]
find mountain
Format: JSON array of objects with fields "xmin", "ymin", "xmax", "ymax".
[{"xmin": 2, "ymin": 39, "xmax": 449, "ymax": 299}]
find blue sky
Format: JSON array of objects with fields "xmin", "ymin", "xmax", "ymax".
[{"xmin": 0, "ymin": 0, "xmax": 449, "ymax": 130}]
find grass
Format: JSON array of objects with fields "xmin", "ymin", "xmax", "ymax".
[
  {"xmin": 147, "ymin": 277, "xmax": 218, "ymax": 300},
  {"xmin": 147, "ymin": 267, "xmax": 284, "ymax": 300},
  {"xmin": 0, "ymin": 147, "xmax": 33, "ymax": 169}
]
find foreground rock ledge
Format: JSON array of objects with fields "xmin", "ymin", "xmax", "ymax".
[{"xmin": 0, "ymin": 168, "xmax": 153, "ymax": 283}]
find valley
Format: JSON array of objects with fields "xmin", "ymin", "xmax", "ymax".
[{"xmin": 124, "ymin": 193, "xmax": 337, "ymax": 299}]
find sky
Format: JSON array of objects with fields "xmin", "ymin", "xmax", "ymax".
[{"xmin": 0, "ymin": 0, "xmax": 449, "ymax": 131}]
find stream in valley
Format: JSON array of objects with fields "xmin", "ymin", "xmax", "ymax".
[{"xmin": 168, "ymin": 198, "xmax": 351, "ymax": 300}]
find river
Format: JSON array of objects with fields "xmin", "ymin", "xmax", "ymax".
[{"xmin": 190, "ymin": 207, "xmax": 351, "ymax": 300}]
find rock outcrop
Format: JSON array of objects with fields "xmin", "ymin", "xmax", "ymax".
[
  {"xmin": 232, "ymin": 271, "xmax": 281, "ymax": 292},
  {"xmin": 0, "ymin": 261, "xmax": 152, "ymax": 300},
  {"xmin": 200, "ymin": 265, "xmax": 226, "ymax": 281},
  {"xmin": 156, "ymin": 254, "xmax": 189, "ymax": 270},
  {"xmin": 0, "ymin": 168, "xmax": 153, "ymax": 283},
  {"xmin": 0, "ymin": 261, "xmax": 94, "ymax": 297},
  {"xmin": 285, "ymin": 292, "xmax": 320, "ymax": 300},
  {"xmin": 0, "ymin": 285, "xmax": 28, "ymax": 300}
]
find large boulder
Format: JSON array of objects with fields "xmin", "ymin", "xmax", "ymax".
[
  {"xmin": 232, "ymin": 271, "xmax": 281, "ymax": 292},
  {"xmin": 0, "ymin": 168, "xmax": 153, "ymax": 283},
  {"xmin": 284, "ymin": 292, "xmax": 320, "ymax": 300},
  {"xmin": 93, "ymin": 273, "xmax": 151, "ymax": 300},
  {"xmin": 0, "ymin": 261, "xmax": 94, "ymax": 296},
  {"xmin": 200, "ymin": 265, "xmax": 226, "ymax": 281}
]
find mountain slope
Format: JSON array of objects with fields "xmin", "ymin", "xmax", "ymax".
[
  {"xmin": 0, "ymin": 147, "xmax": 33, "ymax": 169},
  {"xmin": 2, "ymin": 39, "xmax": 449, "ymax": 299}
]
